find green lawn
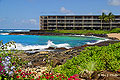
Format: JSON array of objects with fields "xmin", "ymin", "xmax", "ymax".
[{"xmin": 46, "ymin": 28, "xmax": 120, "ymax": 34}]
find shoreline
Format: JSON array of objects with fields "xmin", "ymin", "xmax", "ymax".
[
  {"xmin": 1, "ymin": 31, "xmax": 120, "ymax": 53},
  {"xmin": 4, "ymin": 31, "xmax": 120, "ymax": 56}
]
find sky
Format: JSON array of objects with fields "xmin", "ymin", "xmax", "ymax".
[{"xmin": 0, "ymin": 0, "xmax": 120, "ymax": 29}]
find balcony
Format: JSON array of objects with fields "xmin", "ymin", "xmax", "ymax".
[
  {"xmin": 57, "ymin": 18, "xmax": 65, "ymax": 20},
  {"xmin": 48, "ymin": 18, "xmax": 56, "ymax": 20},
  {"xmin": 75, "ymin": 18, "xmax": 82, "ymax": 20},
  {"xmin": 66, "ymin": 18, "xmax": 74, "ymax": 20},
  {"xmin": 84, "ymin": 18, "xmax": 93, "ymax": 20}
]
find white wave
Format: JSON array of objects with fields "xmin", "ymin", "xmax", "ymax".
[
  {"xmin": 0, "ymin": 29, "xmax": 30, "ymax": 33},
  {"xmin": 12, "ymin": 30, "xmax": 30, "ymax": 32},
  {"xmin": 7, "ymin": 40, "xmax": 71, "ymax": 50},
  {"xmin": 69, "ymin": 35, "xmax": 85, "ymax": 37},
  {"xmin": 0, "ymin": 33, "xmax": 9, "ymax": 35},
  {"xmin": 86, "ymin": 39, "xmax": 110, "ymax": 45}
]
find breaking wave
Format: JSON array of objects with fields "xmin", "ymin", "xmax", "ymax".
[
  {"xmin": 7, "ymin": 40, "xmax": 71, "ymax": 50},
  {"xmin": 0, "ymin": 29, "xmax": 30, "ymax": 33},
  {"xmin": 86, "ymin": 38, "xmax": 110, "ymax": 45}
]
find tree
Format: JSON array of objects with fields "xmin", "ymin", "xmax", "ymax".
[
  {"xmin": 104, "ymin": 12, "xmax": 115, "ymax": 30},
  {"xmin": 99, "ymin": 12, "xmax": 107, "ymax": 29},
  {"xmin": 99, "ymin": 12, "xmax": 115, "ymax": 30}
]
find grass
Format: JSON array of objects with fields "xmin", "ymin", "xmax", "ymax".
[{"xmin": 46, "ymin": 28, "xmax": 120, "ymax": 34}]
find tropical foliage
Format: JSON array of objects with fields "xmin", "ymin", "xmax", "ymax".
[
  {"xmin": 99, "ymin": 12, "xmax": 115, "ymax": 30},
  {"xmin": 54, "ymin": 42, "xmax": 120, "ymax": 77},
  {"xmin": 0, "ymin": 41, "xmax": 28, "ymax": 80}
]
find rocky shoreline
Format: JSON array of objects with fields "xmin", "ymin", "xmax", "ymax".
[
  {"xmin": 8, "ymin": 31, "xmax": 120, "ymax": 80},
  {"xmin": 10, "ymin": 31, "xmax": 120, "ymax": 68}
]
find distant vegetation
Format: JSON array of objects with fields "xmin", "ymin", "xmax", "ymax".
[
  {"xmin": 47, "ymin": 28, "xmax": 120, "ymax": 34},
  {"xmin": 99, "ymin": 12, "xmax": 115, "ymax": 30}
]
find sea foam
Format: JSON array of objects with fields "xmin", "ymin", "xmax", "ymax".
[
  {"xmin": 7, "ymin": 40, "xmax": 71, "ymax": 50},
  {"xmin": 86, "ymin": 38, "xmax": 110, "ymax": 45}
]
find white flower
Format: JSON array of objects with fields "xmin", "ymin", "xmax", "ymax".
[
  {"xmin": 2, "ymin": 61, "xmax": 4, "ymax": 63},
  {"xmin": 6, "ymin": 61, "xmax": 11, "ymax": 65},
  {"xmin": 9, "ymin": 71, "xmax": 13, "ymax": 75},
  {"xmin": 5, "ymin": 57, "xmax": 10, "ymax": 61},
  {"xmin": 6, "ymin": 71, "xmax": 8, "ymax": 73},
  {"xmin": 4, "ymin": 66, "xmax": 9, "ymax": 71},
  {"xmin": 11, "ymin": 66, "xmax": 15, "ymax": 70}
]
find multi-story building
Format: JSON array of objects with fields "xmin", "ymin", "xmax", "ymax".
[{"xmin": 39, "ymin": 15, "xmax": 120, "ymax": 30}]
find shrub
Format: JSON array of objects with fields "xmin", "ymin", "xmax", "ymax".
[
  {"xmin": 0, "ymin": 41, "xmax": 28, "ymax": 79},
  {"xmin": 110, "ymin": 28, "xmax": 120, "ymax": 33},
  {"xmin": 54, "ymin": 42, "xmax": 120, "ymax": 77}
]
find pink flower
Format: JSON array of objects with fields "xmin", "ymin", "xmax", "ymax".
[
  {"xmin": 68, "ymin": 78, "xmax": 72, "ymax": 80},
  {"xmin": 70, "ymin": 76, "xmax": 75, "ymax": 79},
  {"xmin": 50, "ymin": 76, "xmax": 54, "ymax": 79},
  {"xmin": 45, "ymin": 76, "xmax": 49, "ymax": 79},
  {"xmin": 73, "ymin": 74, "xmax": 79, "ymax": 77},
  {"xmin": 56, "ymin": 75, "xmax": 59, "ymax": 77},
  {"xmin": 75, "ymin": 78, "xmax": 80, "ymax": 80}
]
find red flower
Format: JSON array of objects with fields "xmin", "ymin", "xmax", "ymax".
[
  {"xmin": 68, "ymin": 78, "xmax": 72, "ymax": 80},
  {"xmin": 23, "ymin": 75, "xmax": 25, "ymax": 78},
  {"xmin": 50, "ymin": 73, "xmax": 53, "ymax": 75},
  {"xmin": 59, "ymin": 78, "xmax": 62, "ymax": 80},
  {"xmin": 56, "ymin": 75, "xmax": 59, "ymax": 77},
  {"xmin": 45, "ymin": 73, "xmax": 49, "ymax": 76},
  {"xmin": 39, "ymin": 76, "xmax": 41, "ymax": 78},
  {"xmin": 75, "ymin": 78, "xmax": 80, "ymax": 80},
  {"xmin": 70, "ymin": 76, "xmax": 75, "ymax": 79},
  {"xmin": 42, "ymin": 76, "xmax": 44, "ymax": 78},
  {"xmin": 21, "ymin": 73, "xmax": 24, "ymax": 75},
  {"xmin": 42, "ymin": 71, "xmax": 45, "ymax": 74},
  {"xmin": 31, "ymin": 79, "xmax": 34, "ymax": 80},
  {"xmin": 14, "ymin": 71, "xmax": 17, "ymax": 73},
  {"xmin": 37, "ymin": 79, "xmax": 40, "ymax": 80},
  {"xmin": 45, "ymin": 76, "xmax": 49, "ymax": 79},
  {"xmin": 73, "ymin": 74, "xmax": 79, "ymax": 77},
  {"xmin": 29, "ymin": 72, "xmax": 32, "ymax": 75},
  {"xmin": 16, "ymin": 76, "xmax": 19, "ymax": 78},
  {"xmin": 18, "ymin": 69, "xmax": 22, "ymax": 72},
  {"xmin": 50, "ymin": 76, "xmax": 54, "ymax": 79},
  {"xmin": 59, "ymin": 74, "xmax": 62, "ymax": 76},
  {"xmin": 62, "ymin": 76, "xmax": 65, "ymax": 78}
]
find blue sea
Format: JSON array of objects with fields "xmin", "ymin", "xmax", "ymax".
[{"xmin": 0, "ymin": 29, "xmax": 108, "ymax": 50}]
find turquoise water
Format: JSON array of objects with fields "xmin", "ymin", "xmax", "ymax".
[
  {"xmin": 0, "ymin": 34, "xmax": 105, "ymax": 50},
  {"xmin": 0, "ymin": 29, "xmax": 106, "ymax": 50}
]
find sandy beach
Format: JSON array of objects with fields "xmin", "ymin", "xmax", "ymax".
[{"xmin": 107, "ymin": 33, "xmax": 120, "ymax": 40}]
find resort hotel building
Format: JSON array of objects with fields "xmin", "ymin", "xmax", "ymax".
[{"xmin": 40, "ymin": 15, "xmax": 120, "ymax": 30}]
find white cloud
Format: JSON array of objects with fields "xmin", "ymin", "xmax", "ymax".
[
  {"xmin": 22, "ymin": 19, "xmax": 38, "ymax": 25},
  {"xmin": 29, "ymin": 19, "xmax": 37, "ymax": 25},
  {"xmin": 101, "ymin": 9, "xmax": 110, "ymax": 13},
  {"xmin": 60, "ymin": 7, "xmax": 73, "ymax": 14},
  {"xmin": 0, "ymin": 18, "xmax": 6, "ymax": 22},
  {"xmin": 109, "ymin": 0, "xmax": 120, "ymax": 6}
]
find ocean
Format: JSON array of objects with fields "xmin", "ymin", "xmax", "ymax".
[{"xmin": 0, "ymin": 29, "xmax": 108, "ymax": 51}]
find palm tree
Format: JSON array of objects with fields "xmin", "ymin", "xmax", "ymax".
[
  {"xmin": 99, "ymin": 12, "xmax": 106, "ymax": 29},
  {"xmin": 105, "ymin": 12, "xmax": 115, "ymax": 30}
]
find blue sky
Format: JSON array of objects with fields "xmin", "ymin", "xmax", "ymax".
[{"xmin": 0, "ymin": 0, "xmax": 120, "ymax": 29}]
